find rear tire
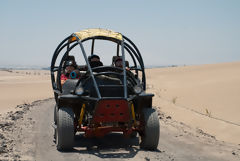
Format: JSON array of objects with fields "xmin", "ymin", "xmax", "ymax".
[
  {"xmin": 53, "ymin": 105, "xmax": 58, "ymax": 140},
  {"xmin": 140, "ymin": 108, "xmax": 159, "ymax": 150},
  {"xmin": 54, "ymin": 105, "xmax": 58, "ymax": 124},
  {"xmin": 56, "ymin": 107, "xmax": 74, "ymax": 151}
]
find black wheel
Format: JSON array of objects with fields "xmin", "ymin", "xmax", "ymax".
[
  {"xmin": 140, "ymin": 108, "xmax": 159, "ymax": 150},
  {"xmin": 54, "ymin": 105, "xmax": 58, "ymax": 124},
  {"xmin": 56, "ymin": 107, "xmax": 74, "ymax": 151},
  {"xmin": 53, "ymin": 105, "xmax": 58, "ymax": 140}
]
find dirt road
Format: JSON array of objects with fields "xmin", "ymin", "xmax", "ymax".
[{"xmin": 0, "ymin": 99, "xmax": 240, "ymax": 161}]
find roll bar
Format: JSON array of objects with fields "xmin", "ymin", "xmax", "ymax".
[{"xmin": 51, "ymin": 31, "xmax": 146, "ymax": 100}]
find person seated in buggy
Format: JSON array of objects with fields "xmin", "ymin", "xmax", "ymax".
[
  {"xmin": 60, "ymin": 56, "xmax": 80, "ymax": 85},
  {"xmin": 113, "ymin": 56, "xmax": 130, "ymax": 70},
  {"xmin": 88, "ymin": 54, "xmax": 103, "ymax": 68}
]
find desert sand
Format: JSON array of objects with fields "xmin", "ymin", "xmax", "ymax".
[
  {"xmin": 0, "ymin": 70, "xmax": 52, "ymax": 114},
  {"xmin": 0, "ymin": 62, "xmax": 240, "ymax": 144},
  {"xmin": 0, "ymin": 62, "xmax": 240, "ymax": 160},
  {"xmin": 146, "ymin": 61, "xmax": 240, "ymax": 144}
]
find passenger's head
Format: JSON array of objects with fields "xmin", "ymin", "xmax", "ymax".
[
  {"xmin": 88, "ymin": 54, "xmax": 100, "ymax": 62},
  {"xmin": 114, "ymin": 57, "xmax": 123, "ymax": 68},
  {"xmin": 88, "ymin": 54, "xmax": 103, "ymax": 68},
  {"xmin": 65, "ymin": 60, "xmax": 76, "ymax": 73},
  {"xmin": 64, "ymin": 56, "xmax": 77, "ymax": 73}
]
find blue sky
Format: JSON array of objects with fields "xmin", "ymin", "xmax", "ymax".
[{"xmin": 0, "ymin": 0, "xmax": 239, "ymax": 67}]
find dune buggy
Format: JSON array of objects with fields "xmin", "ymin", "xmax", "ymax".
[{"xmin": 50, "ymin": 29, "xmax": 159, "ymax": 151}]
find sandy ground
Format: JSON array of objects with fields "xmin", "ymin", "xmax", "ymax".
[
  {"xmin": 0, "ymin": 99, "xmax": 239, "ymax": 161},
  {"xmin": 146, "ymin": 61, "xmax": 240, "ymax": 144},
  {"xmin": 0, "ymin": 62, "xmax": 240, "ymax": 160},
  {"xmin": 0, "ymin": 70, "xmax": 53, "ymax": 113}
]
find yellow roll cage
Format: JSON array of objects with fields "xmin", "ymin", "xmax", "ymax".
[{"xmin": 70, "ymin": 28, "xmax": 123, "ymax": 42}]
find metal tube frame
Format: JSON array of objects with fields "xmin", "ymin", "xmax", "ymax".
[
  {"xmin": 91, "ymin": 39, "xmax": 95, "ymax": 55},
  {"xmin": 73, "ymin": 34, "xmax": 101, "ymax": 99},
  {"xmin": 121, "ymin": 40, "xmax": 127, "ymax": 98},
  {"xmin": 51, "ymin": 33, "xmax": 146, "ymax": 99}
]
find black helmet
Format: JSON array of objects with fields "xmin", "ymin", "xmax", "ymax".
[
  {"xmin": 65, "ymin": 60, "xmax": 75, "ymax": 67},
  {"xmin": 87, "ymin": 54, "xmax": 103, "ymax": 68},
  {"xmin": 88, "ymin": 54, "xmax": 100, "ymax": 62},
  {"xmin": 65, "ymin": 56, "xmax": 77, "ymax": 68}
]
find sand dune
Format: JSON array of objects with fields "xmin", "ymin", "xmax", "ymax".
[
  {"xmin": 0, "ymin": 70, "xmax": 52, "ymax": 113},
  {"xmin": 146, "ymin": 61, "xmax": 240, "ymax": 144},
  {"xmin": 0, "ymin": 62, "xmax": 239, "ymax": 144}
]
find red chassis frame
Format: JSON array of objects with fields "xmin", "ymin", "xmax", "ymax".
[{"xmin": 77, "ymin": 99, "xmax": 138, "ymax": 137}]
